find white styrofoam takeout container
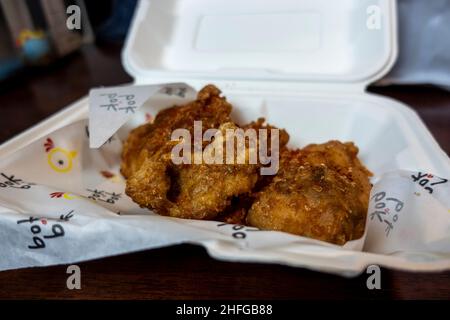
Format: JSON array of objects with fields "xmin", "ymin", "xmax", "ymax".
[{"xmin": 1, "ymin": 0, "xmax": 450, "ymax": 274}]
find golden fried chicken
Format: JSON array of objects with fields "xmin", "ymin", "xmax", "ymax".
[
  {"xmin": 121, "ymin": 84, "xmax": 233, "ymax": 178},
  {"xmin": 246, "ymin": 141, "xmax": 372, "ymax": 245},
  {"xmin": 123, "ymin": 85, "xmax": 267, "ymax": 220},
  {"xmin": 125, "ymin": 123, "xmax": 260, "ymax": 220},
  {"xmin": 121, "ymin": 84, "xmax": 372, "ymax": 245}
]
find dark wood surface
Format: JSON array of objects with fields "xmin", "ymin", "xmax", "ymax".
[{"xmin": 0, "ymin": 44, "xmax": 449, "ymax": 300}]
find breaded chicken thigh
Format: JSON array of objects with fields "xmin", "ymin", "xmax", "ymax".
[
  {"xmin": 123, "ymin": 85, "xmax": 278, "ymax": 220},
  {"xmin": 246, "ymin": 141, "xmax": 372, "ymax": 245},
  {"xmin": 121, "ymin": 84, "xmax": 232, "ymax": 178}
]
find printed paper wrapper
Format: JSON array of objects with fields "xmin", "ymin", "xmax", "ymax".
[{"xmin": 0, "ymin": 83, "xmax": 449, "ymax": 277}]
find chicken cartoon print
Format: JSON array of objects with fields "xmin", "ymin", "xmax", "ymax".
[{"xmin": 44, "ymin": 138, "xmax": 77, "ymax": 173}]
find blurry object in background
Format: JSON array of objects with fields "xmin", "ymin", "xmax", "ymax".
[
  {"xmin": 0, "ymin": 0, "xmax": 137, "ymax": 81},
  {"xmin": 0, "ymin": 0, "xmax": 94, "ymax": 80},
  {"xmin": 86, "ymin": 0, "xmax": 137, "ymax": 43},
  {"xmin": 17, "ymin": 29, "xmax": 51, "ymax": 63},
  {"xmin": 381, "ymin": 0, "xmax": 450, "ymax": 90},
  {"xmin": 39, "ymin": 0, "xmax": 93, "ymax": 57},
  {"xmin": 0, "ymin": 0, "xmax": 51, "ymax": 68},
  {"xmin": 0, "ymin": 6, "xmax": 22, "ymax": 80}
]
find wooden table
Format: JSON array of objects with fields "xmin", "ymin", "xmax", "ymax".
[{"xmin": 0, "ymin": 44, "xmax": 449, "ymax": 300}]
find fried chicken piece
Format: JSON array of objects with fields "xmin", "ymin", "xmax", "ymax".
[
  {"xmin": 126, "ymin": 122, "xmax": 260, "ymax": 219},
  {"xmin": 246, "ymin": 141, "xmax": 372, "ymax": 245},
  {"xmin": 123, "ymin": 86, "xmax": 263, "ymax": 220},
  {"xmin": 121, "ymin": 84, "xmax": 232, "ymax": 178},
  {"xmin": 126, "ymin": 159, "xmax": 259, "ymax": 219}
]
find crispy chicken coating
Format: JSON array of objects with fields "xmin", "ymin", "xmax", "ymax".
[
  {"xmin": 123, "ymin": 85, "xmax": 265, "ymax": 220},
  {"xmin": 121, "ymin": 85, "xmax": 233, "ymax": 179},
  {"xmin": 125, "ymin": 123, "xmax": 260, "ymax": 220},
  {"xmin": 246, "ymin": 141, "xmax": 372, "ymax": 245}
]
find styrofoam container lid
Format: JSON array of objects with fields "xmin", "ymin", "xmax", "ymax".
[{"xmin": 123, "ymin": 0, "xmax": 397, "ymax": 88}]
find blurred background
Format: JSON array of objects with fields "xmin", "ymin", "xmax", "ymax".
[
  {"xmin": 0, "ymin": 0, "xmax": 137, "ymax": 80},
  {"xmin": 0, "ymin": 0, "xmax": 448, "ymax": 150}
]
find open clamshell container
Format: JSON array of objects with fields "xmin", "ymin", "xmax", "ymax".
[{"xmin": 1, "ymin": 0, "xmax": 450, "ymax": 276}]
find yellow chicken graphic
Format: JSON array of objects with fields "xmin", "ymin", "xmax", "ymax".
[{"xmin": 44, "ymin": 138, "xmax": 77, "ymax": 173}]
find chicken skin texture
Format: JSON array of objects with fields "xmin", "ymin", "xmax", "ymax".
[
  {"xmin": 122, "ymin": 85, "xmax": 286, "ymax": 220},
  {"xmin": 125, "ymin": 122, "xmax": 260, "ymax": 220},
  {"xmin": 121, "ymin": 84, "xmax": 232, "ymax": 179},
  {"xmin": 246, "ymin": 141, "xmax": 372, "ymax": 245}
]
